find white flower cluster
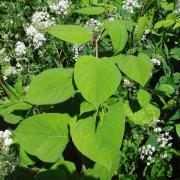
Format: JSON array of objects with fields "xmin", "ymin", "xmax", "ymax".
[
  {"xmin": 122, "ymin": 0, "xmax": 141, "ymax": 13},
  {"xmin": 140, "ymin": 144, "xmax": 155, "ymax": 165},
  {"xmin": 85, "ymin": 18, "xmax": 103, "ymax": 35},
  {"xmin": 0, "ymin": 130, "xmax": 13, "ymax": 151},
  {"xmin": 31, "ymin": 11, "xmax": 55, "ymax": 30},
  {"xmin": 25, "ymin": 11, "xmax": 56, "ymax": 49},
  {"xmin": 15, "ymin": 41, "xmax": 26, "ymax": 56},
  {"xmin": 157, "ymin": 131, "xmax": 173, "ymax": 148},
  {"xmin": 50, "ymin": 0, "xmax": 69, "ymax": 15},
  {"xmin": 3, "ymin": 66, "xmax": 18, "ymax": 80},
  {"xmin": 151, "ymin": 58, "xmax": 161, "ymax": 66},
  {"xmin": 73, "ymin": 44, "xmax": 83, "ymax": 61}
]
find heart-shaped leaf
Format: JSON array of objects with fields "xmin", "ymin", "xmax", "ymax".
[
  {"xmin": 46, "ymin": 25, "xmax": 91, "ymax": 44},
  {"xmin": 117, "ymin": 53, "xmax": 153, "ymax": 85},
  {"xmin": 104, "ymin": 20, "xmax": 128, "ymax": 54},
  {"xmin": 25, "ymin": 68, "xmax": 74, "ymax": 105},
  {"xmin": 74, "ymin": 56, "xmax": 121, "ymax": 108},
  {"xmin": 15, "ymin": 113, "xmax": 70, "ymax": 162},
  {"xmin": 71, "ymin": 102, "xmax": 125, "ymax": 169}
]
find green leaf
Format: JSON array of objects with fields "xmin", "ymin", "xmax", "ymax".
[
  {"xmin": 80, "ymin": 101, "xmax": 95, "ymax": 114},
  {"xmin": 46, "ymin": 25, "xmax": 91, "ymax": 44},
  {"xmin": 176, "ymin": 124, "xmax": 180, "ymax": 138},
  {"xmin": 35, "ymin": 159, "xmax": 76, "ymax": 180},
  {"xmin": 154, "ymin": 20, "xmax": 164, "ymax": 29},
  {"xmin": 85, "ymin": 159, "xmax": 120, "ymax": 180},
  {"xmin": 137, "ymin": 89, "xmax": 151, "ymax": 107},
  {"xmin": 104, "ymin": 20, "xmax": 128, "ymax": 54},
  {"xmin": 0, "ymin": 102, "xmax": 32, "ymax": 124},
  {"xmin": 15, "ymin": 113, "xmax": 70, "ymax": 162},
  {"xmin": 74, "ymin": 56, "xmax": 121, "ymax": 108},
  {"xmin": 163, "ymin": 20, "xmax": 175, "ymax": 28},
  {"xmin": 71, "ymin": 102, "xmax": 125, "ymax": 169},
  {"xmin": 157, "ymin": 84, "xmax": 174, "ymax": 96},
  {"xmin": 134, "ymin": 15, "xmax": 148, "ymax": 42},
  {"xmin": 25, "ymin": 68, "xmax": 74, "ymax": 105},
  {"xmin": 117, "ymin": 53, "xmax": 153, "ymax": 85},
  {"xmin": 170, "ymin": 48, "xmax": 180, "ymax": 60},
  {"xmin": 161, "ymin": 0, "xmax": 174, "ymax": 11},
  {"xmin": 19, "ymin": 148, "xmax": 36, "ymax": 166},
  {"xmin": 124, "ymin": 103, "xmax": 160, "ymax": 125},
  {"xmin": 76, "ymin": 6, "xmax": 105, "ymax": 15}
]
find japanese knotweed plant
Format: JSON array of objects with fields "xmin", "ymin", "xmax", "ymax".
[{"xmin": 0, "ymin": 5, "xmax": 164, "ymax": 180}]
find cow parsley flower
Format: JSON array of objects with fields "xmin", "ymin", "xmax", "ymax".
[
  {"xmin": 50, "ymin": 0, "xmax": 69, "ymax": 15},
  {"xmin": 122, "ymin": 0, "xmax": 141, "ymax": 13},
  {"xmin": 15, "ymin": 41, "xmax": 26, "ymax": 56}
]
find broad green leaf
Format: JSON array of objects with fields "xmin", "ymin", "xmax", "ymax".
[
  {"xmin": 85, "ymin": 156, "xmax": 120, "ymax": 180},
  {"xmin": 15, "ymin": 113, "xmax": 70, "ymax": 162},
  {"xmin": 176, "ymin": 124, "xmax": 180, "ymax": 138},
  {"xmin": 117, "ymin": 53, "xmax": 153, "ymax": 85},
  {"xmin": 137, "ymin": 89, "xmax": 151, "ymax": 107},
  {"xmin": 104, "ymin": 20, "xmax": 128, "ymax": 54},
  {"xmin": 35, "ymin": 159, "xmax": 76, "ymax": 180},
  {"xmin": 74, "ymin": 56, "xmax": 121, "ymax": 108},
  {"xmin": 71, "ymin": 102, "xmax": 125, "ymax": 169},
  {"xmin": 80, "ymin": 101, "xmax": 95, "ymax": 114},
  {"xmin": 19, "ymin": 148, "xmax": 36, "ymax": 166},
  {"xmin": 163, "ymin": 20, "xmax": 175, "ymax": 28},
  {"xmin": 76, "ymin": 6, "xmax": 105, "ymax": 15},
  {"xmin": 0, "ymin": 102, "xmax": 32, "ymax": 124},
  {"xmin": 135, "ymin": 15, "xmax": 147, "ymax": 42},
  {"xmin": 154, "ymin": 20, "xmax": 164, "ymax": 29},
  {"xmin": 170, "ymin": 48, "xmax": 180, "ymax": 60},
  {"xmin": 124, "ymin": 103, "xmax": 160, "ymax": 125},
  {"xmin": 157, "ymin": 84, "xmax": 174, "ymax": 96},
  {"xmin": 2, "ymin": 114, "xmax": 22, "ymax": 124},
  {"xmin": 161, "ymin": 0, "xmax": 174, "ymax": 11},
  {"xmin": 46, "ymin": 25, "xmax": 91, "ymax": 44},
  {"xmin": 25, "ymin": 68, "xmax": 74, "ymax": 105}
]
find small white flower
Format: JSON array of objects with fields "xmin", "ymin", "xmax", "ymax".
[
  {"xmin": 50, "ymin": 0, "xmax": 69, "ymax": 15},
  {"xmin": 3, "ymin": 130, "xmax": 12, "ymax": 139},
  {"xmin": 85, "ymin": 18, "xmax": 103, "ymax": 35},
  {"xmin": 154, "ymin": 127, "xmax": 162, "ymax": 132},
  {"xmin": 15, "ymin": 41, "xmax": 26, "ymax": 56},
  {"xmin": 73, "ymin": 44, "xmax": 83, "ymax": 61},
  {"xmin": 25, "ymin": 25, "xmax": 37, "ymax": 37},
  {"xmin": 32, "ymin": 11, "xmax": 55, "ymax": 30},
  {"xmin": 3, "ymin": 66, "xmax": 18, "ymax": 80},
  {"xmin": 151, "ymin": 58, "xmax": 161, "ymax": 66},
  {"xmin": 122, "ymin": 0, "xmax": 141, "ymax": 13},
  {"xmin": 4, "ymin": 138, "xmax": 13, "ymax": 147},
  {"xmin": 33, "ymin": 32, "xmax": 46, "ymax": 49}
]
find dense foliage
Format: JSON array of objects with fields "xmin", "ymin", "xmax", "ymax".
[{"xmin": 0, "ymin": 0, "xmax": 180, "ymax": 179}]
